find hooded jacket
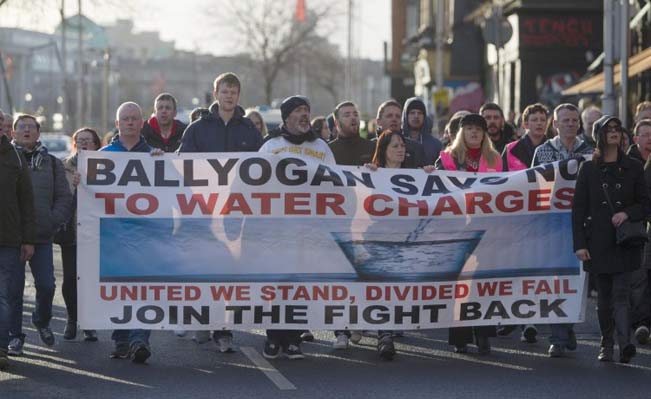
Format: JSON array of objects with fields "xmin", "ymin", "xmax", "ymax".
[
  {"xmin": 178, "ymin": 102, "xmax": 262, "ymax": 152},
  {"xmin": 0, "ymin": 135, "xmax": 36, "ymax": 246},
  {"xmin": 401, "ymin": 97, "xmax": 442, "ymax": 164},
  {"xmin": 141, "ymin": 116, "xmax": 187, "ymax": 152}
]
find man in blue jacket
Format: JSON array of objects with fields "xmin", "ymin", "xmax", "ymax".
[
  {"xmin": 178, "ymin": 72, "xmax": 262, "ymax": 353},
  {"xmin": 401, "ymin": 97, "xmax": 442, "ymax": 165},
  {"xmin": 101, "ymin": 102, "xmax": 161, "ymax": 364}
]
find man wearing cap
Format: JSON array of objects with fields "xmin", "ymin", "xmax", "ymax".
[
  {"xmin": 401, "ymin": 97, "xmax": 442, "ymax": 165},
  {"xmin": 259, "ymin": 96, "xmax": 335, "ymax": 360},
  {"xmin": 259, "ymin": 95, "xmax": 335, "ymax": 164}
]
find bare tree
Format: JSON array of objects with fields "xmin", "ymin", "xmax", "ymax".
[{"xmin": 210, "ymin": 0, "xmax": 336, "ymax": 105}]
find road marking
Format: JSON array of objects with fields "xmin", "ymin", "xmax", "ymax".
[{"xmin": 240, "ymin": 346, "xmax": 296, "ymax": 390}]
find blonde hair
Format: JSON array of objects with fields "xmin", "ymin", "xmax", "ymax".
[
  {"xmin": 444, "ymin": 125, "xmax": 501, "ymax": 168},
  {"xmin": 244, "ymin": 108, "xmax": 268, "ymax": 136}
]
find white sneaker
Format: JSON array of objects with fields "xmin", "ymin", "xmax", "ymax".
[
  {"xmin": 217, "ymin": 336, "xmax": 236, "ymax": 353},
  {"xmin": 333, "ymin": 334, "xmax": 349, "ymax": 349},
  {"xmin": 349, "ymin": 331, "xmax": 362, "ymax": 344}
]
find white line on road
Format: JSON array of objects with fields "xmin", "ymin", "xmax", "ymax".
[{"xmin": 240, "ymin": 346, "xmax": 297, "ymax": 390}]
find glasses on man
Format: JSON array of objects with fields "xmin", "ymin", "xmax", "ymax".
[{"xmin": 16, "ymin": 123, "xmax": 37, "ymax": 131}]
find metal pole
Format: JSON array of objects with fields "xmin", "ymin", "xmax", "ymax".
[
  {"xmin": 345, "ymin": 0, "xmax": 352, "ymax": 99},
  {"xmin": 60, "ymin": 0, "xmax": 68, "ymax": 133},
  {"xmin": 77, "ymin": 0, "xmax": 83, "ymax": 128},
  {"xmin": 620, "ymin": 0, "xmax": 629, "ymax": 127},
  {"xmin": 102, "ymin": 49, "xmax": 109, "ymax": 132},
  {"xmin": 602, "ymin": 0, "xmax": 616, "ymax": 115},
  {"xmin": 435, "ymin": 0, "xmax": 444, "ymax": 90}
]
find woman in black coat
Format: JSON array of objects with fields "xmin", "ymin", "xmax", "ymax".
[{"xmin": 572, "ymin": 115, "xmax": 651, "ymax": 363}]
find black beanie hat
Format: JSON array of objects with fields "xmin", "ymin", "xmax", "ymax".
[
  {"xmin": 460, "ymin": 113, "xmax": 488, "ymax": 131},
  {"xmin": 280, "ymin": 96, "xmax": 310, "ymax": 122},
  {"xmin": 406, "ymin": 98, "xmax": 427, "ymax": 114}
]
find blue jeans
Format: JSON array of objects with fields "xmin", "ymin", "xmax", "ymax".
[
  {"xmin": 549, "ymin": 323, "xmax": 574, "ymax": 346},
  {"xmin": 112, "ymin": 329, "xmax": 151, "ymax": 347},
  {"xmin": 9, "ymin": 243, "xmax": 56, "ymax": 339},
  {"xmin": 0, "ymin": 247, "xmax": 21, "ymax": 349}
]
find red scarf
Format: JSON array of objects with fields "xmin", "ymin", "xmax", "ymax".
[
  {"xmin": 465, "ymin": 148, "xmax": 481, "ymax": 172},
  {"xmin": 148, "ymin": 116, "xmax": 176, "ymax": 144}
]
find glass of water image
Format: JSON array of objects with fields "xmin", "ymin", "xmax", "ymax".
[{"xmin": 331, "ymin": 230, "xmax": 485, "ymax": 282}]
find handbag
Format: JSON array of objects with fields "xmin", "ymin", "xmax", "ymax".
[{"xmin": 601, "ymin": 184, "xmax": 648, "ymax": 248}]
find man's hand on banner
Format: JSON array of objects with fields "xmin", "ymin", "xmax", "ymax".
[
  {"xmin": 422, "ymin": 165, "xmax": 436, "ymax": 173},
  {"xmin": 364, "ymin": 163, "xmax": 378, "ymax": 171},
  {"xmin": 575, "ymin": 249, "xmax": 591, "ymax": 261},
  {"xmin": 72, "ymin": 171, "xmax": 81, "ymax": 186},
  {"xmin": 150, "ymin": 148, "xmax": 164, "ymax": 156}
]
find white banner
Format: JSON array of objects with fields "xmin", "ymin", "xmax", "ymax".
[{"xmin": 77, "ymin": 151, "xmax": 586, "ymax": 330}]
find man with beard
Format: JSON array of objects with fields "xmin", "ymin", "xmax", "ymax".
[
  {"xmin": 375, "ymin": 100, "xmax": 425, "ymax": 168},
  {"xmin": 259, "ymin": 96, "xmax": 335, "ymax": 361},
  {"xmin": 480, "ymin": 102, "xmax": 515, "ymax": 153},
  {"xmin": 141, "ymin": 93, "xmax": 187, "ymax": 152},
  {"xmin": 329, "ymin": 101, "xmax": 375, "ymax": 165},
  {"xmin": 401, "ymin": 97, "xmax": 442, "ymax": 164}
]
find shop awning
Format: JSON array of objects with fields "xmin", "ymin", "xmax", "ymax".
[{"xmin": 562, "ymin": 46, "xmax": 651, "ymax": 96}]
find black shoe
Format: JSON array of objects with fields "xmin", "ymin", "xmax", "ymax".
[
  {"xmin": 263, "ymin": 340, "xmax": 282, "ymax": 359},
  {"xmin": 521, "ymin": 325, "xmax": 537, "ymax": 343},
  {"xmin": 300, "ymin": 331, "xmax": 314, "ymax": 342},
  {"xmin": 619, "ymin": 344, "xmax": 636, "ymax": 364},
  {"xmin": 131, "ymin": 343, "xmax": 151, "ymax": 364},
  {"xmin": 83, "ymin": 330, "xmax": 98, "ymax": 342},
  {"xmin": 283, "ymin": 344, "xmax": 304, "ymax": 360},
  {"xmin": 63, "ymin": 320, "xmax": 77, "ymax": 340},
  {"xmin": 566, "ymin": 329, "xmax": 577, "ymax": 351},
  {"xmin": 497, "ymin": 325, "xmax": 517, "ymax": 337},
  {"xmin": 548, "ymin": 344, "xmax": 565, "ymax": 358},
  {"xmin": 378, "ymin": 335, "xmax": 396, "ymax": 360},
  {"xmin": 598, "ymin": 347, "xmax": 614, "ymax": 362},
  {"xmin": 454, "ymin": 345, "xmax": 468, "ymax": 353},
  {"xmin": 110, "ymin": 343, "xmax": 130, "ymax": 359},
  {"xmin": 37, "ymin": 326, "xmax": 55, "ymax": 346}
]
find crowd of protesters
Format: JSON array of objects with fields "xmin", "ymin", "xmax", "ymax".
[{"xmin": 2, "ymin": 70, "xmax": 651, "ymax": 371}]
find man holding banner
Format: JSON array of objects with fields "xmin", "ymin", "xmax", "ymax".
[
  {"xmin": 102, "ymin": 102, "xmax": 161, "ymax": 364},
  {"xmin": 259, "ymin": 95, "xmax": 335, "ymax": 360}
]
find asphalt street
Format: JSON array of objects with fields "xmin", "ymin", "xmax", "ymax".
[{"xmin": 2, "ymin": 246, "xmax": 651, "ymax": 399}]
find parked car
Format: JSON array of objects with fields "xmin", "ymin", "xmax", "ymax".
[{"xmin": 39, "ymin": 133, "xmax": 72, "ymax": 159}]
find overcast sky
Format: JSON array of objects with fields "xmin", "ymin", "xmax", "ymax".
[{"xmin": 1, "ymin": 0, "xmax": 391, "ymax": 60}]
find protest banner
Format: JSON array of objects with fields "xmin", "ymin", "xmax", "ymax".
[{"xmin": 77, "ymin": 152, "xmax": 586, "ymax": 330}]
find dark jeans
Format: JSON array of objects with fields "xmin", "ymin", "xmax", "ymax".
[
  {"xmin": 448, "ymin": 326, "xmax": 496, "ymax": 346},
  {"xmin": 9, "ymin": 243, "xmax": 55, "ymax": 339},
  {"xmin": 0, "ymin": 247, "xmax": 20, "ymax": 349},
  {"xmin": 60, "ymin": 244, "xmax": 77, "ymax": 321},
  {"xmin": 596, "ymin": 272, "xmax": 632, "ymax": 350},
  {"xmin": 631, "ymin": 269, "xmax": 651, "ymax": 329},
  {"xmin": 266, "ymin": 330, "xmax": 302, "ymax": 347}
]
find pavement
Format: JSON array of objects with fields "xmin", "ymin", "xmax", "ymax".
[{"xmin": 2, "ymin": 246, "xmax": 651, "ymax": 399}]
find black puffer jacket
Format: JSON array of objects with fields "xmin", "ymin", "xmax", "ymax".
[
  {"xmin": 141, "ymin": 117, "xmax": 187, "ymax": 153},
  {"xmin": 178, "ymin": 102, "xmax": 262, "ymax": 152},
  {"xmin": 0, "ymin": 135, "xmax": 35, "ymax": 246}
]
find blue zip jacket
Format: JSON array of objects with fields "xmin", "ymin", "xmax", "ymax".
[{"xmin": 100, "ymin": 134, "xmax": 152, "ymax": 153}]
